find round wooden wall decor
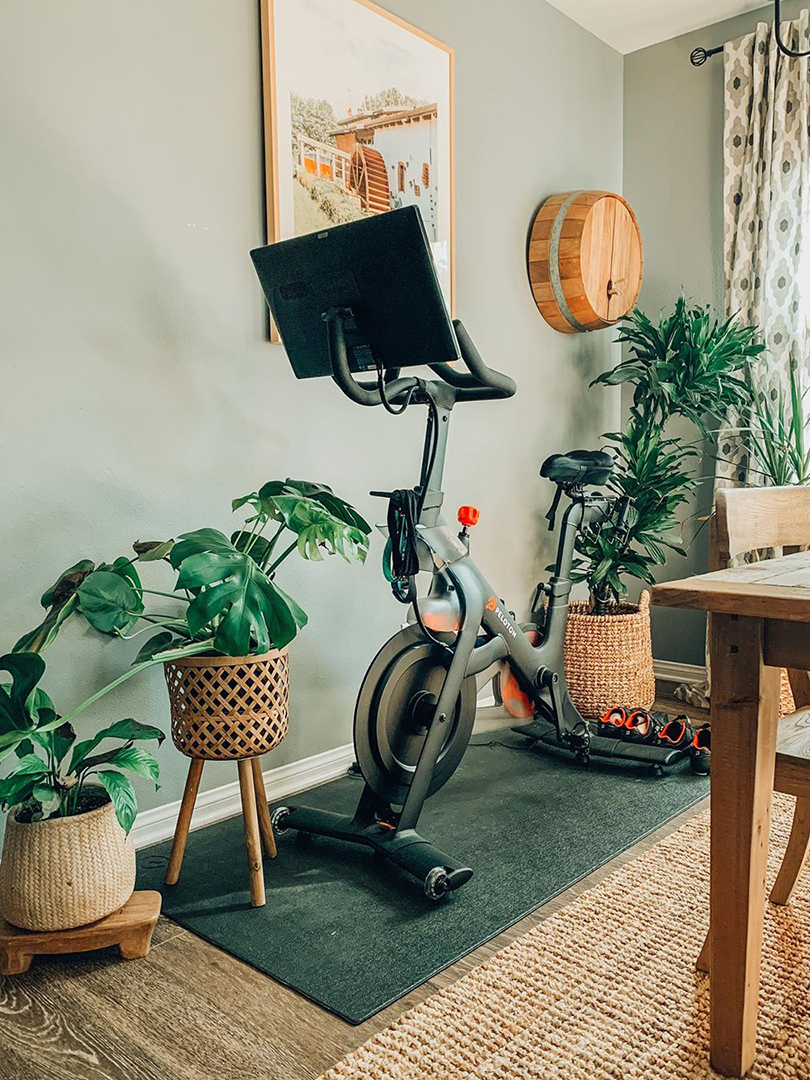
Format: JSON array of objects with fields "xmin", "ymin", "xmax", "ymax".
[{"xmin": 528, "ymin": 191, "xmax": 643, "ymax": 334}]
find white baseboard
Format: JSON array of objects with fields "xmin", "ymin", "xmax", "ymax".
[
  {"xmin": 132, "ymin": 742, "xmax": 354, "ymax": 851},
  {"xmin": 653, "ymin": 659, "xmax": 707, "ymax": 686}
]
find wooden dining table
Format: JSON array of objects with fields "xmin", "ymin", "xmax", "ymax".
[{"xmin": 653, "ymin": 550, "xmax": 810, "ymax": 1077}]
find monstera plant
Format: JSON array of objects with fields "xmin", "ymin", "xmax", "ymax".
[{"xmin": 12, "ymin": 479, "xmax": 371, "ymax": 719}]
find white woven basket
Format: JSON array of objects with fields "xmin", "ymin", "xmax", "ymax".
[{"xmin": 0, "ymin": 798, "xmax": 135, "ymax": 931}]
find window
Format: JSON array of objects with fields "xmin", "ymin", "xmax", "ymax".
[
  {"xmin": 422, "ymin": 162, "xmax": 430, "ymax": 188},
  {"xmin": 397, "ymin": 162, "xmax": 405, "ymax": 192}
]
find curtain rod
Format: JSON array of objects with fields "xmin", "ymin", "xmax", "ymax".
[{"xmin": 690, "ymin": 0, "xmax": 810, "ymax": 66}]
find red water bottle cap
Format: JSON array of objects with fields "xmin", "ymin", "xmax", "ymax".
[{"xmin": 458, "ymin": 505, "xmax": 480, "ymax": 528}]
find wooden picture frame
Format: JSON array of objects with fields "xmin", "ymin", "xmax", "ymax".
[{"xmin": 259, "ymin": 0, "xmax": 455, "ymax": 339}]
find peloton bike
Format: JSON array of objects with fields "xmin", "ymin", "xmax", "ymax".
[{"xmin": 250, "ymin": 207, "xmax": 686, "ymax": 901}]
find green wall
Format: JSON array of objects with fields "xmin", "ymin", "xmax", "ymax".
[
  {"xmin": 623, "ymin": 0, "xmax": 806, "ymax": 665},
  {"xmin": 0, "ymin": 0, "xmax": 623, "ymax": 827}
]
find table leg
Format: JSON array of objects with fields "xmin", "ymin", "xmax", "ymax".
[{"xmin": 709, "ymin": 614, "xmax": 779, "ymax": 1077}]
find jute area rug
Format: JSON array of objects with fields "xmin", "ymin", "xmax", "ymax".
[{"xmin": 324, "ymin": 795, "xmax": 810, "ymax": 1079}]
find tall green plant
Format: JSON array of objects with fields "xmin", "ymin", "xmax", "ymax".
[{"xmin": 574, "ymin": 300, "xmax": 765, "ymax": 612}]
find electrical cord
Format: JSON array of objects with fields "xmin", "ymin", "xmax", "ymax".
[{"xmin": 376, "ymin": 356, "xmax": 417, "ymax": 416}]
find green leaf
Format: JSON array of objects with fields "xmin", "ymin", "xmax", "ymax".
[
  {"xmin": 40, "ymin": 560, "xmax": 96, "ymax": 609},
  {"xmin": 101, "ymin": 747, "xmax": 160, "ymax": 786},
  {"xmin": 0, "ymin": 653, "xmax": 45, "ymax": 734},
  {"xmin": 13, "ymin": 593, "xmax": 81, "ymax": 654},
  {"xmin": 169, "ymin": 528, "xmax": 235, "ymax": 569},
  {"xmin": 134, "ymin": 540, "xmax": 175, "ymax": 562},
  {"xmin": 110, "ymin": 557, "xmax": 142, "ymax": 595},
  {"xmin": 231, "ymin": 531, "xmax": 274, "ymax": 567},
  {"xmin": 176, "ymin": 533, "xmax": 304, "ymax": 654},
  {"xmin": 70, "ymin": 718, "xmax": 164, "ymax": 775},
  {"xmin": 7, "ymin": 753, "xmax": 49, "ymax": 777},
  {"xmin": 271, "ymin": 496, "xmax": 369, "ymax": 563},
  {"xmin": 77, "ymin": 571, "xmax": 143, "ymax": 634},
  {"xmin": 97, "ymin": 770, "xmax": 138, "ymax": 833},
  {"xmin": 0, "ymin": 773, "xmax": 44, "ymax": 810},
  {"xmin": 48, "ymin": 722, "xmax": 77, "ymax": 767},
  {"xmin": 133, "ymin": 631, "xmax": 178, "ymax": 664}
]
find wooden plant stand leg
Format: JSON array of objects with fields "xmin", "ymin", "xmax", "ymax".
[
  {"xmin": 709, "ymin": 614, "xmax": 780, "ymax": 1078},
  {"xmin": 0, "ymin": 891, "xmax": 161, "ymax": 975},
  {"xmin": 238, "ymin": 759, "xmax": 266, "ymax": 907},
  {"xmin": 251, "ymin": 756, "xmax": 277, "ymax": 859},
  {"xmin": 770, "ymin": 796, "xmax": 810, "ymax": 906},
  {"xmin": 166, "ymin": 758, "xmax": 205, "ymax": 886}
]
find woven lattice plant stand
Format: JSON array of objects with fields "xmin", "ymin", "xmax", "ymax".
[
  {"xmin": 162, "ymin": 649, "xmax": 290, "ymax": 908},
  {"xmin": 564, "ymin": 591, "xmax": 656, "ymax": 720}
]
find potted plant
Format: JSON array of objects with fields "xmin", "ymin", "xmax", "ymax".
[
  {"xmin": 0, "ymin": 652, "xmax": 162, "ymax": 931},
  {"xmin": 12, "ymin": 478, "xmax": 371, "ymax": 762},
  {"xmin": 564, "ymin": 300, "xmax": 764, "ymax": 717}
]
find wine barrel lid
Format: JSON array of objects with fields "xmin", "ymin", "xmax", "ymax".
[{"xmin": 528, "ymin": 191, "xmax": 643, "ymax": 334}]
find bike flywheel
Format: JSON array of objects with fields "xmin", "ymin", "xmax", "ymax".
[{"xmin": 354, "ymin": 625, "xmax": 477, "ymax": 806}]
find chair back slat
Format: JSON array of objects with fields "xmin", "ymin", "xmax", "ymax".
[{"xmin": 714, "ymin": 487, "xmax": 810, "ymax": 565}]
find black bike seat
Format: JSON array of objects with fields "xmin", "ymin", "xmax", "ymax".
[{"xmin": 540, "ymin": 450, "xmax": 613, "ymax": 487}]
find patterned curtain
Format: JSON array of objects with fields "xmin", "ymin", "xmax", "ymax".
[
  {"xmin": 717, "ymin": 9, "xmax": 810, "ymax": 485},
  {"xmin": 676, "ymin": 11, "xmax": 810, "ymax": 712}
]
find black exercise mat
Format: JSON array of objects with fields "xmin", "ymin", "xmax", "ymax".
[{"xmin": 137, "ymin": 733, "xmax": 708, "ymax": 1023}]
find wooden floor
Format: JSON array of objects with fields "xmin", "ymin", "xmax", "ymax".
[{"xmin": 0, "ymin": 690, "xmax": 709, "ymax": 1080}]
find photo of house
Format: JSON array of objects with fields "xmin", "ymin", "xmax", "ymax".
[{"xmin": 266, "ymin": 0, "xmax": 453, "ymax": 304}]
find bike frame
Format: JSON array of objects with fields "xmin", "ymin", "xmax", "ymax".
[{"xmin": 391, "ymin": 384, "xmax": 608, "ymax": 831}]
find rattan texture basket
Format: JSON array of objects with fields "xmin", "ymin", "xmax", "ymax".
[
  {"xmin": 564, "ymin": 590, "xmax": 655, "ymax": 719},
  {"xmin": 0, "ymin": 799, "xmax": 135, "ymax": 932},
  {"xmin": 164, "ymin": 649, "xmax": 290, "ymax": 760}
]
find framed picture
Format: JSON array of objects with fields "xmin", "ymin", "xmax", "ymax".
[{"xmin": 260, "ymin": 0, "xmax": 455, "ymax": 329}]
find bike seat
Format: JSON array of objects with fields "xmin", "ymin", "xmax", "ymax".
[{"xmin": 540, "ymin": 450, "xmax": 613, "ymax": 488}]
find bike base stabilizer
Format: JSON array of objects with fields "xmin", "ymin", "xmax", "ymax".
[{"xmin": 270, "ymin": 804, "xmax": 473, "ymax": 900}]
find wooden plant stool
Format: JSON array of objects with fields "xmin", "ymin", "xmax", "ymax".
[
  {"xmin": 162, "ymin": 650, "xmax": 290, "ymax": 908},
  {"xmin": 0, "ymin": 890, "xmax": 161, "ymax": 975}
]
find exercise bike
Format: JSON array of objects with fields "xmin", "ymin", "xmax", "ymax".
[{"xmin": 250, "ymin": 207, "xmax": 686, "ymax": 901}]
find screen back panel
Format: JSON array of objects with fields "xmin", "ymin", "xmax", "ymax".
[{"xmin": 250, "ymin": 207, "xmax": 459, "ymax": 379}]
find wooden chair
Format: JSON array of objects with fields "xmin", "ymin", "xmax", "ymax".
[{"xmin": 697, "ymin": 486, "xmax": 810, "ymax": 970}]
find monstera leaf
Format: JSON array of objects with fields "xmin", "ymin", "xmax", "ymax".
[
  {"xmin": 262, "ymin": 479, "xmax": 371, "ymax": 535},
  {"xmin": 233, "ymin": 479, "xmax": 371, "ymax": 536},
  {"xmin": 272, "ymin": 496, "xmax": 369, "ymax": 562},
  {"xmin": 172, "ymin": 529, "xmax": 307, "ymax": 655}
]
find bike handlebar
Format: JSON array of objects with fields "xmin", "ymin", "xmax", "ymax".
[{"xmin": 325, "ymin": 308, "xmax": 517, "ymax": 408}]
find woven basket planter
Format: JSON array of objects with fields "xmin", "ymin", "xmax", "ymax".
[
  {"xmin": 164, "ymin": 649, "xmax": 290, "ymax": 760},
  {"xmin": 0, "ymin": 797, "xmax": 135, "ymax": 932},
  {"xmin": 564, "ymin": 590, "xmax": 655, "ymax": 720}
]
